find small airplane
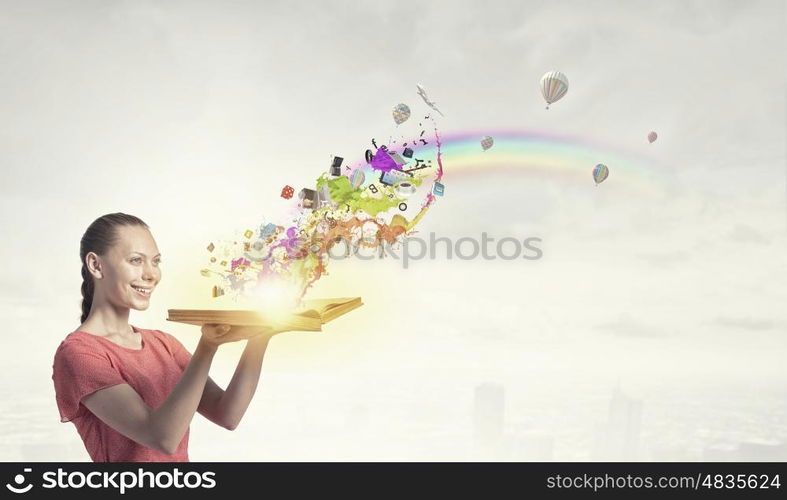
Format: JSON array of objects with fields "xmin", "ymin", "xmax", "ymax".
[{"xmin": 416, "ymin": 83, "xmax": 445, "ymax": 117}]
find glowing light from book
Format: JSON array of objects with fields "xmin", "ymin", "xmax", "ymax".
[{"xmin": 251, "ymin": 280, "xmax": 301, "ymax": 322}]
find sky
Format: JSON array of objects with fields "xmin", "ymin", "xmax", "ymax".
[{"xmin": 0, "ymin": 0, "xmax": 785, "ymax": 461}]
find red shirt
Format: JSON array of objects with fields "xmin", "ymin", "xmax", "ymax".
[{"xmin": 52, "ymin": 326, "xmax": 193, "ymax": 462}]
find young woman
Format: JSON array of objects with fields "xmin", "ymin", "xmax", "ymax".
[{"xmin": 52, "ymin": 213, "xmax": 278, "ymax": 462}]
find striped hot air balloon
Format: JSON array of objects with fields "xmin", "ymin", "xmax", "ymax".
[
  {"xmin": 540, "ymin": 71, "xmax": 569, "ymax": 110},
  {"xmin": 647, "ymin": 131, "xmax": 658, "ymax": 143},
  {"xmin": 350, "ymin": 168, "xmax": 366, "ymax": 189},
  {"xmin": 480, "ymin": 135, "xmax": 494, "ymax": 151},
  {"xmin": 592, "ymin": 163, "xmax": 609, "ymax": 186}
]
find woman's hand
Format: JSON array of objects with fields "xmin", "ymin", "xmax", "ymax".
[{"xmin": 200, "ymin": 323, "xmax": 280, "ymax": 348}]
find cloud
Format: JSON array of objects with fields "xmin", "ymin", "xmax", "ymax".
[
  {"xmin": 636, "ymin": 251, "xmax": 691, "ymax": 267},
  {"xmin": 728, "ymin": 224, "xmax": 772, "ymax": 245},
  {"xmin": 708, "ymin": 316, "xmax": 775, "ymax": 331},
  {"xmin": 594, "ymin": 314, "xmax": 671, "ymax": 338}
]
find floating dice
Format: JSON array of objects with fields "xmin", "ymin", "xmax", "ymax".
[{"xmin": 281, "ymin": 185, "xmax": 294, "ymax": 199}]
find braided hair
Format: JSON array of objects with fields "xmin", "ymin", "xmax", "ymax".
[{"xmin": 79, "ymin": 213, "xmax": 148, "ymax": 323}]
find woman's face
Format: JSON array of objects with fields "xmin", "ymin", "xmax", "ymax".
[{"xmin": 92, "ymin": 225, "xmax": 162, "ymax": 311}]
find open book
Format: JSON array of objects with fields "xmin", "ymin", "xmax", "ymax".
[{"xmin": 167, "ymin": 297, "xmax": 363, "ymax": 332}]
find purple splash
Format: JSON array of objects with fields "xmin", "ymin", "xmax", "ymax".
[{"xmin": 370, "ymin": 148, "xmax": 399, "ymax": 172}]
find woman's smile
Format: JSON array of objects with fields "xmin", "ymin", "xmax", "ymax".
[{"xmin": 131, "ymin": 284, "xmax": 153, "ymax": 298}]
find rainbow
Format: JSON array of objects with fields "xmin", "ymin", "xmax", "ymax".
[{"xmin": 402, "ymin": 129, "xmax": 662, "ymax": 188}]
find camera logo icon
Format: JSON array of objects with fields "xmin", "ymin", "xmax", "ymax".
[{"xmin": 5, "ymin": 468, "xmax": 33, "ymax": 494}]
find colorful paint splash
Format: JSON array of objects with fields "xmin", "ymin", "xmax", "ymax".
[{"xmin": 201, "ymin": 116, "xmax": 445, "ymax": 305}]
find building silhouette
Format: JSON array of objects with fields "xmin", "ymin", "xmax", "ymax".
[
  {"xmin": 473, "ymin": 382, "xmax": 505, "ymax": 459},
  {"xmin": 592, "ymin": 384, "xmax": 643, "ymax": 461}
]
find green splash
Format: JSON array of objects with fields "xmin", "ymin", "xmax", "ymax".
[{"xmin": 317, "ymin": 174, "xmax": 421, "ymax": 217}]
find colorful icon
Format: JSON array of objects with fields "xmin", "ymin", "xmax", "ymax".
[
  {"xmin": 260, "ymin": 223, "xmax": 277, "ymax": 238},
  {"xmin": 380, "ymin": 169, "xmax": 412, "ymax": 186}
]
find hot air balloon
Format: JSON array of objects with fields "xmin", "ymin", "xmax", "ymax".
[
  {"xmin": 480, "ymin": 136, "xmax": 494, "ymax": 151},
  {"xmin": 647, "ymin": 131, "xmax": 658, "ymax": 143},
  {"xmin": 540, "ymin": 71, "xmax": 569, "ymax": 110},
  {"xmin": 592, "ymin": 163, "xmax": 609, "ymax": 186},
  {"xmin": 350, "ymin": 168, "xmax": 366, "ymax": 189},
  {"xmin": 392, "ymin": 103, "xmax": 411, "ymax": 125}
]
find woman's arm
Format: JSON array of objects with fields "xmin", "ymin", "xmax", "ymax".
[
  {"xmin": 197, "ymin": 334, "xmax": 273, "ymax": 430},
  {"xmin": 81, "ymin": 325, "xmax": 254, "ymax": 455}
]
